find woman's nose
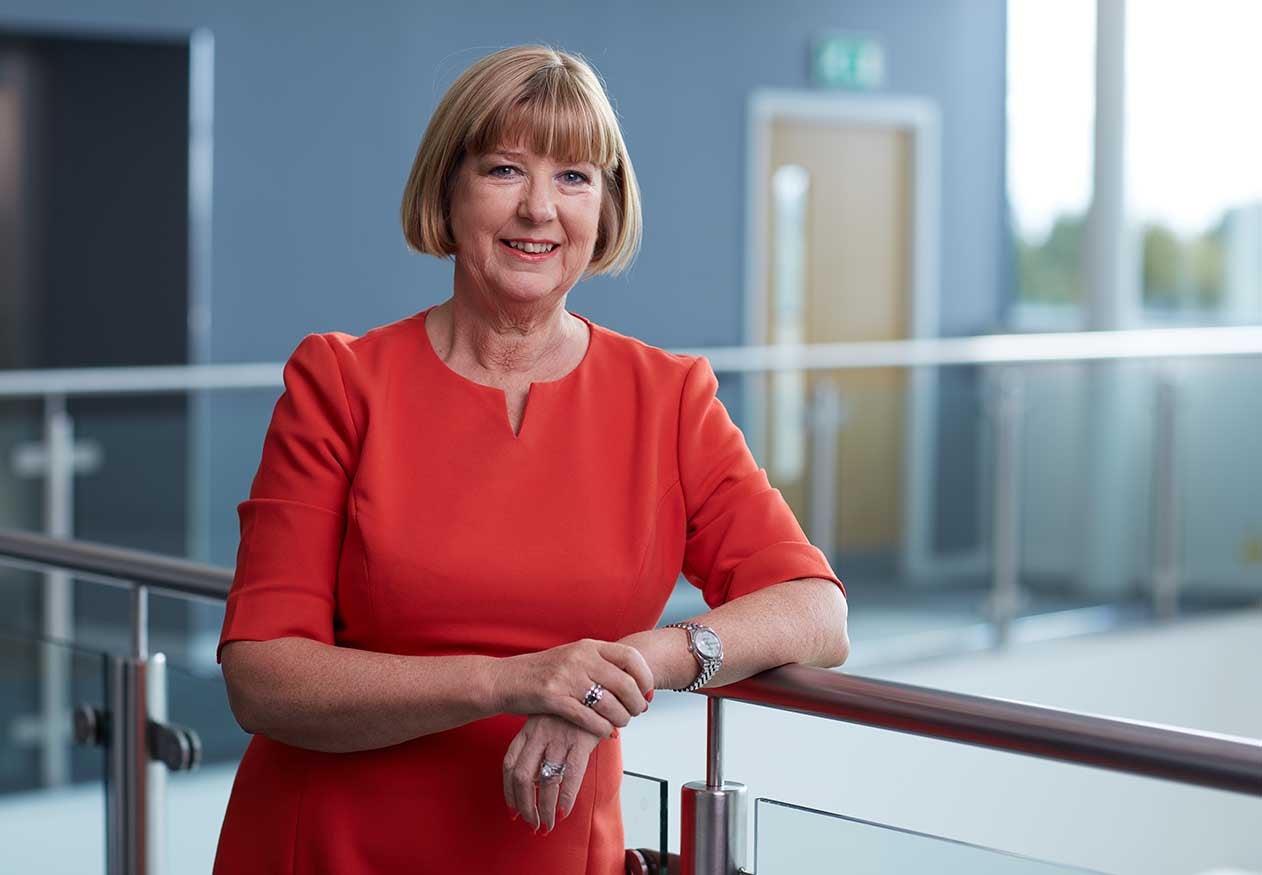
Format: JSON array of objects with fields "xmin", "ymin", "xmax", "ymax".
[{"xmin": 517, "ymin": 179, "xmax": 557, "ymax": 224}]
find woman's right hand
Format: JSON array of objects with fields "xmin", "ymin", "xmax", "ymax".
[{"xmin": 488, "ymin": 639, "xmax": 654, "ymax": 738}]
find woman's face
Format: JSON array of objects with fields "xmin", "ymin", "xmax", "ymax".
[{"xmin": 449, "ymin": 144, "xmax": 603, "ymax": 308}]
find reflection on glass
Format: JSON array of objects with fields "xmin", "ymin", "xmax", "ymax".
[
  {"xmin": 0, "ymin": 632, "xmax": 107, "ymax": 874},
  {"xmin": 756, "ymin": 798, "xmax": 1102, "ymax": 874}
]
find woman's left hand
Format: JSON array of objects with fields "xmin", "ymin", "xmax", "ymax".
[{"xmin": 503, "ymin": 713, "xmax": 603, "ymax": 834}]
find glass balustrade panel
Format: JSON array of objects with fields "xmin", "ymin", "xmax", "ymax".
[
  {"xmin": 726, "ymin": 698, "xmax": 1262, "ymax": 875},
  {"xmin": 160, "ymin": 647, "xmax": 251, "ymax": 874},
  {"xmin": 710, "ymin": 364, "xmax": 996, "ymax": 666},
  {"xmin": 0, "ymin": 631, "xmax": 108, "ymax": 875},
  {"xmin": 621, "ymin": 770, "xmax": 668, "ymax": 865},
  {"xmin": 756, "ymin": 797, "xmax": 1103, "ymax": 874}
]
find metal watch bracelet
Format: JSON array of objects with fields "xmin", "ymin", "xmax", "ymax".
[{"xmin": 665, "ymin": 622, "xmax": 722, "ymax": 692}]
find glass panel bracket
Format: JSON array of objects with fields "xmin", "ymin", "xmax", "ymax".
[{"xmin": 73, "ymin": 652, "xmax": 203, "ymax": 874}]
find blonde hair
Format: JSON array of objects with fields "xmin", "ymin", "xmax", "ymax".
[{"xmin": 401, "ymin": 45, "xmax": 642, "ymax": 277}]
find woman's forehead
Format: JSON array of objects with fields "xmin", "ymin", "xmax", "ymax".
[{"xmin": 478, "ymin": 142, "xmax": 600, "ymax": 166}]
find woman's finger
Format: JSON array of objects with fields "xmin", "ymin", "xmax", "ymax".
[
  {"xmin": 510, "ymin": 729, "xmax": 548, "ymax": 829},
  {"xmin": 589, "ymin": 660, "xmax": 648, "ymax": 719},
  {"xmin": 558, "ymin": 696, "xmax": 616, "ymax": 738},
  {"xmin": 535, "ymin": 736, "xmax": 570, "ymax": 834},
  {"xmin": 597, "ymin": 641, "xmax": 656, "ymax": 699},
  {"xmin": 502, "ymin": 730, "xmax": 527, "ymax": 812},
  {"xmin": 556, "ymin": 739, "xmax": 595, "ymax": 824},
  {"xmin": 580, "ymin": 676, "xmax": 633, "ymax": 728}
]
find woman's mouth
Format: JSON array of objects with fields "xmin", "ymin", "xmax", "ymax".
[{"xmin": 500, "ymin": 239, "xmax": 561, "ymax": 261}]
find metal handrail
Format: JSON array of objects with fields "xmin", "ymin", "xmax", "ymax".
[
  {"xmin": 711, "ymin": 664, "xmax": 1262, "ymax": 797},
  {"xmin": 2, "ymin": 325, "xmax": 1261, "ymax": 398},
  {"xmin": 2, "ymin": 528, "xmax": 1261, "ymax": 797},
  {"xmin": 0, "ymin": 528, "xmax": 230, "ymax": 601}
]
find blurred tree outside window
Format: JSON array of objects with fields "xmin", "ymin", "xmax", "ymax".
[
  {"xmin": 1128, "ymin": 0, "xmax": 1262, "ymax": 320},
  {"xmin": 1007, "ymin": 0, "xmax": 1262, "ymax": 322},
  {"xmin": 1006, "ymin": 0, "xmax": 1095, "ymax": 307}
]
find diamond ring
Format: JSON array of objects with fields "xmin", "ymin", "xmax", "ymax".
[
  {"xmin": 538, "ymin": 760, "xmax": 566, "ymax": 784},
  {"xmin": 581, "ymin": 683, "xmax": 605, "ymax": 708}
]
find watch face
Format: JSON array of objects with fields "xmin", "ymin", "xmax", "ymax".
[{"xmin": 695, "ymin": 629, "xmax": 722, "ymax": 659}]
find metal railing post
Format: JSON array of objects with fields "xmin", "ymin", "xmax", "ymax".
[
  {"xmin": 104, "ymin": 583, "xmax": 154, "ymax": 874},
  {"xmin": 1151, "ymin": 372, "xmax": 1181, "ymax": 620},
  {"xmin": 97, "ymin": 645, "xmax": 198, "ymax": 875},
  {"xmin": 988, "ymin": 367, "xmax": 1025, "ymax": 646},
  {"xmin": 105, "ymin": 654, "xmax": 147, "ymax": 874},
  {"xmin": 680, "ymin": 698, "xmax": 749, "ymax": 874},
  {"xmin": 147, "ymin": 653, "xmax": 169, "ymax": 875},
  {"xmin": 41, "ymin": 392, "xmax": 73, "ymax": 789}
]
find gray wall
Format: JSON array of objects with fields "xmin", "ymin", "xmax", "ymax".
[{"xmin": 0, "ymin": 0, "xmax": 1008, "ymax": 566}]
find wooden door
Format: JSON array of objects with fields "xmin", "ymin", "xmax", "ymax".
[{"xmin": 760, "ymin": 118, "xmax": 913, "ymax": 554}]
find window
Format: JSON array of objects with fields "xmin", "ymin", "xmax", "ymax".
[
  {"xmin": 1007, "ymin": 0, "xmax": 1262, "ymax": 325},
  {"xmin": 1006, "ymin": 0, "xmax": 1096, "ymax": 307},
  {"xmin": 1128, "ymin": 0, "xmax": 1262, "ymax": 321}
]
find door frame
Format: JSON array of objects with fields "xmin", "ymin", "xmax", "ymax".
[{"xmin": 744, "ymin": 89, "xmax": 973, "ymax": 582}]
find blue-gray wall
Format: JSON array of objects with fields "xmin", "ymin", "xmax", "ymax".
[{"xmin": 0, "ymin": 0, "xmax": 1008, "ymax": 566}]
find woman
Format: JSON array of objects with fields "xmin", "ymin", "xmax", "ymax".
[{"xmin": 215, "ymin": 45, "xmax": 848, "ymax": 874}]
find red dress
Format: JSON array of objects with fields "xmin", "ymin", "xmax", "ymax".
[{"xmin": 213, "ymin": 305, "xmax": 844, "ymax": 874}]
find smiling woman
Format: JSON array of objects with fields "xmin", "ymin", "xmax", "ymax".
[
  {"xmin": 401, "ymin": 45, "xmax": 641, "ymax": 278},
  {"xmin": 446, "ymin": 145, "xmax": 603, "ymax": 309},
  {"xmin": 213, "ymin": 44, "xmax": 847, "ymax": 875}
]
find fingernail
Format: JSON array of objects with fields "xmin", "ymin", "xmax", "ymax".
[
  {"xmin": 646, "ymin": 689, "xmax": 655, "ymax": 702},
  {"xmin": 510, "ymin": 811, "xmax": 518, "ymax": 821},
  {"xmin": 559, "ymin": 805, "xmax": 569, "ymax": 819}
]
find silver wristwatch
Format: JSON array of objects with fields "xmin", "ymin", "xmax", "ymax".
[{"xmin": 665, "ymin": 622, "xmax": 723, "ymax": 692}]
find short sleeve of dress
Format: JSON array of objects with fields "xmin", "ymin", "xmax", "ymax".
[
  {"xmin": 678, "ymin": 356, "xmax": 846, "ymax": 609},
  {"xmin": 216, "ymin": 333, "xmax": 360, "ymax": 663}
]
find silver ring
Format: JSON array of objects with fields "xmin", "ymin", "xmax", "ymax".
[
  {"xmin": 581, "ymin": 683, "xmax": 605, "ymax": 708},
  {"xmin": 537, "ymin": 759, "xmax": 566, "ymax": 784}
]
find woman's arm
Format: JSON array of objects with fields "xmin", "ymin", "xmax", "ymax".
[
  {"xmin": 221, "ymin": 634, "xmax": 653, "ymax": 754},
  {"xmin": 619, "ymin": 578, "xmax": 849, "ymax": 692},
  {"xmin": 221, "ymin": 638, "xmax": 500, "ymax": 753}
]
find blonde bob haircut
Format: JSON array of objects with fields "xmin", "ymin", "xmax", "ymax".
[{"xmin": 401, "ymin": 45, "xmax": 642, "ymax": 277}]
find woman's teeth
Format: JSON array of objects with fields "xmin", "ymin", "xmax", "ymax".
[{"xmin": 505, "ymin": 241, "xmax": 557, "ymax": 254}]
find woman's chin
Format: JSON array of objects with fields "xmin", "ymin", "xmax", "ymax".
[{"xmin": 484, "ymin": 275, "xmax": 572, "ymax": 304}]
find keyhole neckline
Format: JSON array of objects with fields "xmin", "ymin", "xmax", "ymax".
[{"xmin": 415, "ymin": 304, "xmax": 596, "ymax": 439}]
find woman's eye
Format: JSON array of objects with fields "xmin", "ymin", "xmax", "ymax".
[
  {"xmin": 561, "ymin": 170, "xmax": 590, "ymax": 185},
  {"xmin": 489, "ymin": 165, "xmax": 519, "ymax": 178}
]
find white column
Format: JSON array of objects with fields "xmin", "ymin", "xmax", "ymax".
[
  {"xmin": 1223, "ymin": 204, "xmax": 1262, "ymax": 324},
  {"xmin": 1081, "ymin": 0, "xmax": 1141, "ymax": 597}
]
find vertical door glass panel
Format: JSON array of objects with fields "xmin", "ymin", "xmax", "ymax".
[{"xmin": 770, "ymin": 164, "xmax": 809, "ymax": 483}]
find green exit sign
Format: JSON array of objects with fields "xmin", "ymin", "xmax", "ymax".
[{"xmin": 812, "ymin": 33, "xmax": 885, "ymax": 90}]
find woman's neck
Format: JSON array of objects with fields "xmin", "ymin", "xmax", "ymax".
[{"xmin": 432, "ymin": 294, "xmax": 577, "ymax": 383}]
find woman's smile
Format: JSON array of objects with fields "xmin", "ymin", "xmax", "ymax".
[{"xmin": 500, "ymin": 238, "xmax": 562, "ymax": 262}]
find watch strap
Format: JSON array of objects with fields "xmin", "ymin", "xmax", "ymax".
[{"xmin": 665, "ymin": 622, "xmax": 722, "ymax": 692}]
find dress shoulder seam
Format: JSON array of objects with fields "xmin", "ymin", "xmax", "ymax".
[{"xmin": 318, "ymin": 333, "xmax": 363, "ymax": 447}]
